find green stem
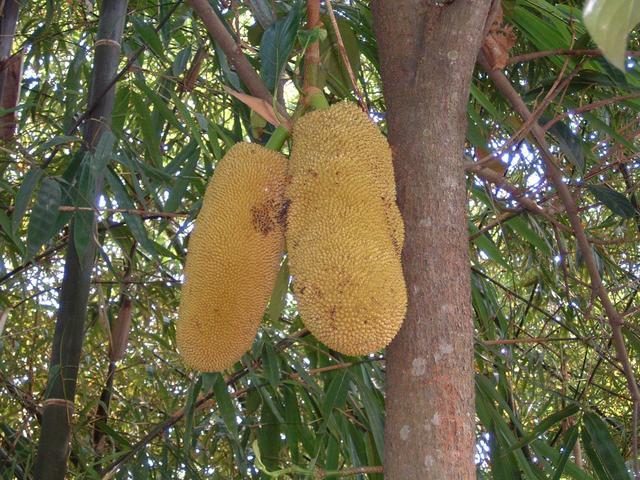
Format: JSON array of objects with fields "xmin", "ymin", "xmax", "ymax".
[
  {"xmin": 307, "ymin": 90, "xmax": 329, "ymax": 111},
  {"xmin": 265, "ymin": 125, "xmax": 290, "ymax": 151}
]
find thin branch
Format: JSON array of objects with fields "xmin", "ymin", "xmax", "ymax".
[
  {"xmin": 101, "ymin": 329, "xmax": 310, "ymax": 479},
  {"xmin": 317, "ymin": 465, "xmax": 384, "ymax": 478},
  {"xmin": 467, "ymin": 162, "xmax": 560, "ymax": 225},
  {"xmin": 325, "ymin": 0, "xmax": 365, "ymax": 110},
  {"xmin": 476, "ymin": 61, "xmax": 581, "ymax": 170},
  {"xmin": 542, "ymin": 92, "xmax": 640, "ymax": 131},
  {"xmin": 472, "ymin": 266, "xmax": 625, "ymax": 375},
  {"xmin": 0, "ymin": 241, "xmax": 66, "ymax": 285},
  {"xmin": 479, "ymin": 53, "xmax": 640, "ymax": 406},
  {"xmin": 186, "ymin": 0, "xmax": 289, "ymax": 120},
  {"xmin": 508, "ymin": 48, "xmax": 640, "ymax": 65},
  {"xmin": 56, "ymin": 205, "xmax": 188, "ymax": 218},
  {"xmin": 0, "ymin": 370, "xmax": 42, "ymax": 421},
  {"xmin": 41, "ymin": 0, "xmax": 182, "ymax": 170},
  {"xmin": 482, "ymin": 337, "xmax": 592, "ymax": 346}
]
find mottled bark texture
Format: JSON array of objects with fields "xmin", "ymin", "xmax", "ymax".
[{"xmin": 372, "ymin": 1, "xmax": 491, "ymax": 478}]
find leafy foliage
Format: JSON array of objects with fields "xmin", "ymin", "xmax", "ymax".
[{"xmin": 0, "ymin": 0, "xmax": 639, "ymax": 478}]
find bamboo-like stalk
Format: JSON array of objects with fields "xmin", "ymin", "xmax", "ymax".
[
  {"xmin": 33, "ymin": 1, "xmax": 129, "ymax": 478},
  {"xmin": 0, "ymin": 0, "xmax": 22, "ymax": 140},
  {"xmin": 303, "ymin": 0, "xmax": 321, "ymax": 90},
  {"xmin": 93, "ymin": 245, "xmax": 135, "ymax": 460},
  {"xmin": 0, "ymin": 0, "xmax": 19, "ymax": 61}
]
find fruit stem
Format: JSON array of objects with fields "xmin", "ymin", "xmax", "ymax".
[
  {"xmin": 303, "ymin": 0, "xmax": 328, "ymax": 111},
  {"xmin": 307, "ymin": 90, "xmax": 329, "ymax": 110},
  {"xmin": 265, "ymin": 125, "xmax": 290, "ymax": 151}
]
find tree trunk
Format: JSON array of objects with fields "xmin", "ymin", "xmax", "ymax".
[
  {"xmin": 371, "ymin": 1, "xmax": 491, "ymax": 478},
  {"xmin": 34, "ymin": 1, "xmax": 129, "ymax": 478}
]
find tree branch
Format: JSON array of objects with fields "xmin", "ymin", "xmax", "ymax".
[
  {"xmin": 101, "ymin": 329, "xmax": 310, "ymax": 479},
  {"xmin": 41, "ymin": 0, "xmax": 182, "ymax": 170},
  {"xmin": 508, "ymin": 48, "xmax": 640, "ymax": 65},
  {"xmin": 479, "ymin": 53, "xmax": 640, "ymax": 406},
  {"xmin": 325, "ymin": 0, "xmax": 365, "ymax": 110},
  {"xmin": 186, "ymin": 0, "xmax": 289, "ymax": 120}
]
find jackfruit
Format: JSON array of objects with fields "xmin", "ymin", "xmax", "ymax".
[
  {"xmin": 177, "ymin": 143, "xmax": 287, "ymax": 371},
  {"xmin": 286, "ymin": 148, "xmax": 407, "ymax": 355},
  {"xmin": 289, "ymin": 101, "xmax": 404, "ymax": 254}
]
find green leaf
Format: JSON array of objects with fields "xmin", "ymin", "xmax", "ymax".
[
  {"xmin": 534, "ymin": 439, "xmax": 594, "ymax": 480},
  {"xmin": 172, "ymin": 45, "xmax": 192, "ymax": 76},
  {"xmin": 582, "ymin": 412, "xmax": 631, "ymax": 480},
  {"xmin": 353, "ymin": 366, "xmax": 384, "ymax": 460},
  {"xmin": 552, "ymin": 424, "xmax": 580, "ymax": 480},
  {"xmin": 622, "ymin": 327, "xmax": 640, "ymax": 357},
  {"xmin": 183, "ymin": 376, "xmax": 202, "ymax": 456},
  {"xmin": 105, "ymin": 171, "xmax": 156, "ymax": 254},
  {"xmin": 73, "ymin": 153, "xmax": 96, "ymax": 260},
  {"xmin": 547, "ymin": 120, "xmax": 585, "ymax": 172},
  {"xmin": 131, "ymin": 92, "xmax": 161, "ymax": 165},
  {"xmin": 320, "ymin": 15, "xmax": 361, "ymax": 97},
  {"xmin": 33, "ymin": 135, "xmax": 82, "ymax": 156},
  {"xmin": 0, "ymin": 209, "xmax": 13, "ymax": 239},
  {"xmin": 266, "ymin": 259, "xmax": 288, "ymax": 322},
  {"xmin": 132, "ymin": 17, "xmax": 165, "ymax": 60},
  {"xmin": 469, "ymin": 223, "xmax": 509, "ymax": 269},
  {"xmin": 26, "ymin": 177, "xmax": 61, "ymax": 259},
  {"xmin": 72, "ymin": 134, "xmax": 115, "ymax": 260},
  {"xmin": 62, "ymin": 46, "xmax": 86, "ymax": 130},
  {"xmin": 12, "ymin": 167, "xmax": 43, "ymax": 235},
  {"xmin": 588, "ymin": 185, "xmax": 636, "ymax": 218},
  {"xmin": 112, "ymin": 86, "xmax": 131, "ymax": 136},
  {"xmin": 213, "ymin": 42, "xmax": 241, "ymax": 91},
  {"xmin": 281, "ymin": 386, "xmax": 301, "ymax": 463},
  {"xmin": 490, "ymin": 420, "xmax": 522, "ymax": 480},
  {"xmin": 509, "ymin": 403, "xmax": 580, "ymax": 451},
  {"xmin": 164, "ymin": 152, "xmax": 198, "ymax": 213},
  {"xmin": 506, "ymin": 216, "xmax": 552, "ymax": 255},
  {"xmin": 320, "ymin": 370, "xmax": 350, "ymax": 434},
  {"xmin": 262, "ymin": 342, "xmax": 281, "ymax": 389},
  {"xmin": 257, "ymin": 398, "xmax": 281, "ymax": 472},
  {"xmin": 247, "ymin": 0, "xmax": 275, "ymax": 29},
  {"xmin": 201, "ymin": 372, "xmax": 217, "ymax": 393},
  {"xmin": 91, "ymin": 131, "xmax": 115, "ymax": 175},
  {"xmin": 212, "ymin": 373, "xmax": 238, "ymax": 439},
  {"xmin": 260, "ymin": 5, "xmax": 301, "ymax": 92},
  {"xmin": 297, "ymin": 27, "xmax": 327, "ymax": 46},
  {"xmin": 583, "ymin": 0, "xmax": 640, "ymax": 70}
]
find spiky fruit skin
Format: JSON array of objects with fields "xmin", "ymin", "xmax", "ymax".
[
  {"xmin": 287, "ymin": 103, "xmax": 407, "ymax": 355},
  {"xmin": 288, "ymin": 101, "xmax": 404, "ymax": 255},
  {"xmin": 177, "ymin": 143, "xmax": 286, "ymax": 371}
]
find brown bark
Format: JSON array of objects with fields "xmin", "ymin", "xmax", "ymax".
[
  {"xmin": 0, "ymin": 52, "xmax": 22, "ymax": 140},
  {"xmin": 371, "ymin": 1, "xmax": 491, "ymax": 478},
  {"xmin": 303, "ymin": 0, "xmax": 321, "ymax": 101},
  {"xmin": 187, "ymin": 0, "xmax": 288, "ymax": 120},
  {"xmin": 0, "ymin": 0, "xmax": 21, "ymax": 140}
]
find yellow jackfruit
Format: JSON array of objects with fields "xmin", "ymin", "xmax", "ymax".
[
  {"xmin": 177, "ymin": 143, "xmax": 287, "ymax": 371},
  {"xmin": 287, "ymin": 129, "xmax": 407, "ymax": 355},
  {"xmin": 289, "ymin": 101, "xmax": 404, "ymax": 254}
]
